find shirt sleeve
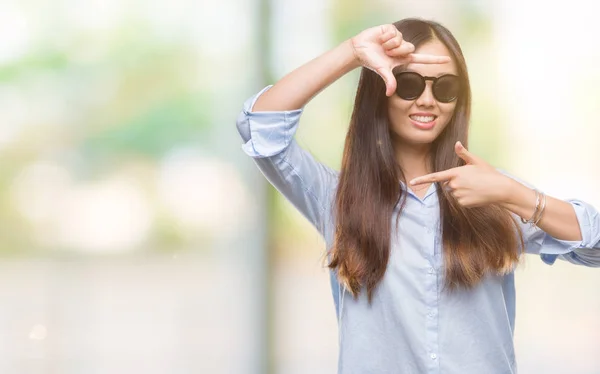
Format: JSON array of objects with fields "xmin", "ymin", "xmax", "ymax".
[
  {"xmin": 500, "ymin": 170, "xmax": 600, "ymax": 267},
  {"xmin": 520, "ymin": 199, "xmax": 600, "ymax": 266},
  {"xmin": 235, "ymin": 86, "xmax": 338, "ymax": 237}
]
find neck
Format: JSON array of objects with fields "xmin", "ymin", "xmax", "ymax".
[{"xmin": 394, "ymin": 141, "xmax": 433, "ymax": 182}]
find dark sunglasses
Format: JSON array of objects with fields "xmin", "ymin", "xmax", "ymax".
[{"xmin": 394, "ymin": 71, "xmax": 460, "ymax": 103}]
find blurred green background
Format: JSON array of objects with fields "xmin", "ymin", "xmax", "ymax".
[{"xmin": 0, "ymin": 0, "xmax": 599, "ymax": 373}]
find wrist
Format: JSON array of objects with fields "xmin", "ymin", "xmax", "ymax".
[
  {"xmin": 342, "ymin": 39, "xmax": 362, "ymax": 71},
  {"xmin": 500, "ymin": 177, "xmax": 536, "ymax": 215}
]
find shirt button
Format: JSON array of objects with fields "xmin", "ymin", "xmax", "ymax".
[
  {"xmin": 430, "ymin": 353, "xmax": 437, "ymax": 360},
  {"xmin": 428, "ymin": 267, "xmax": 435, "ymax": 274},
  {"xmin": 428, "ymin": 312, "xmax": 435, "ymax": 318}
]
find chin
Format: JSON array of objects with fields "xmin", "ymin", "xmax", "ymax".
[
  {"xmin": 390, "ymin": 122, "xmax": 446, "ymax": 144},
  {"xmin": 409, "ymin": 138, "xmax": 437, "ymax": 146},
  {"xmin": 392, "ymin": 131, "xmax": 439, "ymax": 146}
]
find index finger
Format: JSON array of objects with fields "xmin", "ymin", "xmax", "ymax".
[
  {"xmin": 408, "ymin": 54, "xmax": 451, "ymax": 64},
  {"xmin": 410, "ymin": 169, "xmax": 456, "ymax": 186}
]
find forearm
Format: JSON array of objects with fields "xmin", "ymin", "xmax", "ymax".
[
  {"xmin": 252, "ymin": 39, "xmax": 360, "ymax": 112},
  {"xmin": 501, "ymin": 177, "xmax": 582, "ymax": 241}
]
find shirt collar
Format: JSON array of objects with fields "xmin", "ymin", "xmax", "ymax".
[{"xmin": 399, "ymin": 181, "xmax": 438, "ymax": 202}]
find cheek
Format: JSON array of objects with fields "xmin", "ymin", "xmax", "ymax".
[
  {"xmin": 387, "ymin": 98, "xmax": 412, "ymax": 119},
  {"xmin": 439, "ymin": 104, "xmax": 457, "ymax": 124}
]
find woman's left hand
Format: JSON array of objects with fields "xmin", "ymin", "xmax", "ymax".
[{"xmin": 410, "ymin": 141, "xmax": 511, "ymax": 207}]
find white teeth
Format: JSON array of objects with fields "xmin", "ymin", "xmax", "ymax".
[{"xmin": 410, "ymin": 115, "xmax": 436, "ymax": 123}]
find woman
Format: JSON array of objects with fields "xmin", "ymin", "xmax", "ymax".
[{"xmin": 235, "ymin": 18, "xmax": 600, "ymax": 373}]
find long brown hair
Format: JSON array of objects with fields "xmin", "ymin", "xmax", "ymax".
[{"xmin": 329, "ymin": 18, "xmax": 524, "ymax": 301}]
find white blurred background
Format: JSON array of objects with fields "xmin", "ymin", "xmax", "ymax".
[{"xmin": 0, "ymin": 0, "xmax": 598, "ymax": 373}]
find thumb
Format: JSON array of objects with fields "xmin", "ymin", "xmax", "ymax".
[
  {"xmin": 376, "ymin": 67, "xmax": 396, "ymax": 97},
  {"xmin": 455, "ymin": 141, "xmax": 480, "ymax": 165}
]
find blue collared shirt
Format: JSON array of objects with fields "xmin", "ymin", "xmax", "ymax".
[{"xmin": 236, "ymin": 86, "xmax": 600, "ymax": 374}]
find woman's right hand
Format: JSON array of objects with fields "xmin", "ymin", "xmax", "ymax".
[{"xmin": 350, "ymin": 24, "xmax": 451, "ymax": 97}]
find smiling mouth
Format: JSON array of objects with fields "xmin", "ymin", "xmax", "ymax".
[{"xmin": 409, "ymin": 114, "xmax": 437, "ymax": 123}]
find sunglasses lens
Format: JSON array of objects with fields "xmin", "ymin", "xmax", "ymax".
[
  {"xmin": 395, "ymin": 72, "xmax": 424, "ymax": 100},
  {"xmin": 433, "ymin": 75, "xmax": 460, "ymax": 103}
]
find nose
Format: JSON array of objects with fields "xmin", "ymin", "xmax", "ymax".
[{"xmin": 416, "ymin": 82, "xmax": 435, "ymax": 107}]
